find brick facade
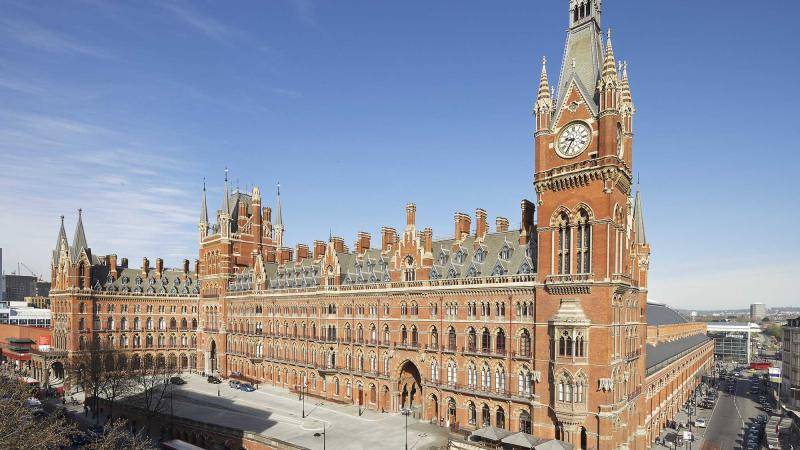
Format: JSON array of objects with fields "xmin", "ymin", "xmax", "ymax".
[{"xmin": 45, "ymin": 2, "xmax": 713, "ymax": 449}]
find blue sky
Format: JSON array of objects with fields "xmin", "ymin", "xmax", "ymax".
[{"xmin": 0, "ymin": 1, "xmax": 797, "ymax": 310}]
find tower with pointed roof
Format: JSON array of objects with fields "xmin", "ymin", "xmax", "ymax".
[
  {"xmin": 532, "ymin": 0, "xmax": 647, "ymax": 447},
  {"xmin": 274, "ymin": 182, "xmax": 284, "ymax": 249}
]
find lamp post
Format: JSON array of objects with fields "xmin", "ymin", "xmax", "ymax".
[
  {"xmin": 401, "ymin": 407, "xmax": 412, "ymax": 450},
  {"xmin": 302, "ymin": 382, "xmax": 306, "ymax": 418}
]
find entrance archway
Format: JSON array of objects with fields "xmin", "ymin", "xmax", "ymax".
[
  {"xmin": 398, "ymin": 360, "xmax": 422, "ymax": 411},
  {"xmin": 426, "ymin": 394, "xmax": 439, "ymax": 423},
  {"xmin": 580, "ymin": 426, "xmax": 588, "ymax": 450}
]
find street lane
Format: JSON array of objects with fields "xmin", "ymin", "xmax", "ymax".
[{"xmin": 701, "ymin": 373, "xmax": 764, "ymax": 450}]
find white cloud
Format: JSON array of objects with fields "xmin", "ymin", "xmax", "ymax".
[
  {"xmin": 0, "ymin": 17, "xmax": 108, "ymax": 58},
  {"xmin": 0, "ymin": 111, "xmax": 200, "ymax": 279}
]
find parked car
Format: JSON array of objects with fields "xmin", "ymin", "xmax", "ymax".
[
  {"xmin": 239, "ymin": 383, "xmax": 255, "ymax": 392},
  {"xmin": 229, "ymin": 380, "xmax": 241, "ymax": 389},
  {"xmin": 170, "ymin": 376, "xmax": 186, "ymax": 385},
  {"xmin": 694, "ymin": 419, "xmax": 707, "ymax": 428},
  {"xmin": 207, "ymin": 376, "xmax": 222, "ymax": 384}
]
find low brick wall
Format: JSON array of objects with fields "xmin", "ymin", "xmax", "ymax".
[{"xmin": 92, "ymin": 397, "xmax": 308, "ymax": 450}]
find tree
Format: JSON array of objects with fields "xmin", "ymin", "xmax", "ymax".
[
  {"xmin": 130, "ymin": 354, "xmax": 179, "ymax": 432},
  {"xmin": 0, "ymin": 376, "xmax": 78, "ymax": 449},
  {"xmin": 100, "ymin": 353, "xmax": 134, "ymax": 422},
  {"xmin": 764, "ymin": 324, "xmax": 782, "ymax": 341},
  {"xmin": 67, "ymin": 337, "xmax": 114, "ymax": 423},
  {"xmin": 86, "ymin": 418, "xmax": 156, "ymax": 450}
]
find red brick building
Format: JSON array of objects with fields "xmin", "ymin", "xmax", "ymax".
[{"xmin": 46, "ymin": 2, "xmax": 713, "ymax": 449}]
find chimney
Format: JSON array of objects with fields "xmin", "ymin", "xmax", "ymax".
[
  {"xmin": 107, "ymin": 254, "xmax": 118, "ymax": 278},
  {"xmin": 121, "ymin": 257, "xmax": 128, "ymax": 268},
  {"xmin": 331, "ymin": 236, "xmax": 345, "ymax": 253},
  {"xmin": 356, "ymin": 232, "xmax": 371, "ymax": 253},
  {"xmin": 381, "ymin": 227, "xmax": 397, "ymax": 251},
  {"xmin": 520, "ymin": 199, "xmax": 535, "ymax": 244},
  {"xmin": 266, "ymin": 246, "xmax": 276, "ymax": 263},
  {"xmin": 141, "ymin": 257, "xmax": 150, "ymax": 275},
  {"xmin": 262, "ymin": 206, "xmax": 272, "ymax": 223},
  {"xmin": 495, "ymin": 217, "xmax": 510, "ymax": 233},
  {"xmin": 313, "ymin": 240, "xmax": 326, "ymax": 259},
  {"xmin": 194, "ymin": 259, "xmax": 200, "ymax": 275},
  {"xmin": 475, "ymin": 208, "xmax": 488, "ymax": 238},
  {"xmin": 278, "ymin": 247, "xmax": 293, "ymax": 265},
  {"xmin": 454, "ymin": 212, "xmax": 471, "ymax": 240},
  {"xmin": 182, "ymin": 259, "xmax": 190, "ymax": 274},
  {"xmin": 155, "ymin": 258, "xmax": 164, "ymax": 277},
  {"xmin": 296, "ymin": 244, "xmax": 309, "ymax": 261},
  {"xmin": 405, "ymin": 203, "xmax": 416, "ymax": 227},
  {"xmin": 421, "ymin": 227, "xmax": 433, "ymax": 254}
]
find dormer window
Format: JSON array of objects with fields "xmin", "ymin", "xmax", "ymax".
[
  {"xmin": 499, "ymin": 245, "xmax": 511, "ymax": 261},
  {"xmin": 474, "ymin": 248, "xmax": 486, "ymax": 263},
  {"xmin": 404, "ymin": 256, "xmax": 415, "ymax": 282},
  {"xmin": 437, "ymin": 251, "xmax": 448, "ymax": 266},
  {"xmin": 454, "ymin": 249, "xmax": 466, "ymax": 264}
]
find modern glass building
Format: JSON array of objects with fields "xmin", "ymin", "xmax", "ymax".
[{"xmin": 707, "ymin": 322, "xmax": 761, "ymax": 364}]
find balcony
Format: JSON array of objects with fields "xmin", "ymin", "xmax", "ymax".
[{"xmin": 545, "ymin": 273, "xmax": 593, "ymax": 284}]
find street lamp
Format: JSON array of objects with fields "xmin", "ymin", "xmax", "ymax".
[
  {"xmin": 301, "ymin": 382, "xmax": 307, "ymax": 418},
  {"xmin": 401, "ymin": 407, "xmax": 412, "ymax": 450}
]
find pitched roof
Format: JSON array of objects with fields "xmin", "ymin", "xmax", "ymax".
[
  {"xmin": 647, "ymin": 302, "xmax": 688, "ymax": 326},
  {"xmin": 646, "ymin": 333, "xmax": 710, "ymax": 374},
  {"xmin": 556, "ymin": 19, "xmax": 602, "ymax": 111}
]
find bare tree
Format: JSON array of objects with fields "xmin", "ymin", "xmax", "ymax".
[
  {"xmin": 86, "ymin": 418, "xmax": 156, "ymax": 450},
  {"xmin": 0, "ymin": 376, "xmax": 78, "ymax": 449},
  {"xmin": 68, "ymin": 337, "xmax": 112, "ymax": 423},
  {"xmin": 99, "ymin": 353, "xmax": 134, "ymax": 422},
  {"xmin": 130, "ymin": 354, "xmax": 180, "ymax": 432}
]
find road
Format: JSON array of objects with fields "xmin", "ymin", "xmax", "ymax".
[{"xmin": 701, "ymin": 373, "xmax": 767, "ymax": 450}]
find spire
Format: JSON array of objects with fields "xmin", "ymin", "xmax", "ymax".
[
  {"xmin": 222, "ymin": 167, "xmax": 231, "ymax": 215},
  {"xmin": 633, "ymin": 187, "xmax": 647, "ymax": 245},
  {"xmin": 274, "ymin": 182, "xmax": 284, "ymax": 247},
  {"xmin": 558, "ymin": 0, "xmax": 603, "ymax": 109},
  {"xmin": 70, "ymin": 208, "xmax": 89, "ymax": 262},
  {"xmin": 620, "ymin": 61, "xmax": 632, "ymax": 105},
  {"xmin": 601, "ymin": 29, "xmax": 618, "ymax": 83},
  {"xmin": 53, "ymin": 215, "xmax": 67, "ymax": 265},
  {"xmin": 200, "ymin": 179, "xmax": 209, "ymax": 225},
  {"xmin": 536, "ymin": 56, "xmax": 553, "ymax": 107}
]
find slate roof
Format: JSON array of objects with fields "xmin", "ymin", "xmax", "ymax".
[
  {"xmin": 645, "ymin": 334, "xmax": 710, "ymax": 374},
  {"xmin": 647, "ymin": 303, "xmax": 688, "ymax": 326},
  {"xmin": 254, "ymin": 228, "xmax": 536, "ymax": 291},
  {"xmin": 91, "ymin": 267, "xmax": 198, "ymax": 295}
]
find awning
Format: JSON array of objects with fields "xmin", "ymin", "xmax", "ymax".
[
  {"xmin": 470, "ymin": 425, "xmax": 513, "ymax": 442},
  {"xmin": 533, "ymin": 439, "xmax": 574, "ymax": 450},
  {"xmin": 501, "ymin": 431, "xmax": 542, "ymax": 447}
]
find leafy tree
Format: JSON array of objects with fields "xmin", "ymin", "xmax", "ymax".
[{"xmin": 764, "ymin": 324, "xmax": 782, "ymax": 341}]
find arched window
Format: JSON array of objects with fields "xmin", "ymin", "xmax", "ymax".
[
  {"xmin": 576, "ymin": 209, "xmax": 591, "ymax": 274},
  {"xmin": 519, "ymin": 410, "xmax": 531, "ymax": 434},
  {"xmin": 430, "ymin": 326, "xmax": 438, "ymax": 348},
  {"xmin": 400, "ymin": 325, "xmax": 407, "ymax": 346},
  {"xmin": 447, "ymin": 360, "xmax": 457, "ymax": 385},
  {"xmin": 467, "ymin": 328, "xmax": 477, "ymax": 352},
  {"xmin": 519, "ymin": 329, "xmax": 531, "ymax": 357},
  {"xmin": 448, "ymin": 327, "xmax": 457, "ymax": 351},
  {"xmin": 430, "ymin": 359, "xmax": 439, "ymax": 382},
  {"xmin": 557, "ymin": 212, "xmax": 571, "ymax": 274},
  {"xmin": 495, "ymin": 407, "xmax": 505, "ymax": 429},
  {"xmin": 481, "ymin": 328, "xmax": 491, "ymax": 353},
  {"xmin": 495, "ymin": 329, "xmax": 506, "ymax": 354},
  {"xmin": 411, "ymin": 326, "xmax": 418, "ymax": 347},
  {"xmin": 481, "ymin": 404, "xmax": 491, "ymax": 426},
  {"xmin": 468, "ymin": 402, "xmax": 476, "ymax": 425},
  {"xmin": 383, "ymin": 325, "xmax": 390, "ymax": 344}
]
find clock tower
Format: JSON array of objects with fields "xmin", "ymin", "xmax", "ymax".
[{"xmin": 532, "ymin": 1, "xmax": 647, "ymax": 448}]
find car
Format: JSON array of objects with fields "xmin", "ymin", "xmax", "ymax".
[
  {"xmin": 207, "ymin": 375, "xmax": 222, "ymax": 384},
  {"xmin": 170, "ymin": 376, "xmax": 186, "ymax": 385},
  {"xmin": 694, "ymin": 419, "xmax": 707, "ymax": 428},
  {"xmin": 239, "ymin": 383, "xmax": 255, "ymax": 392},
  {"xmin": 229, "ymin": 380, "xmax": 241, "ymax": 389}
]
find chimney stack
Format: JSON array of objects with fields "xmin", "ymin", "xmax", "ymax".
[
  {"xmin": 495, "ymin": 217, "xmax": 510, "ymax": 233},
  {"xmin": 194, "ymin": 259, "xmax": 200, "ymax": 275},
  {"xmin": 313, "ymin": 240, "xmax": 326, "ymax": 259},
  {"xmin": 454, "ymin": 212, "xmax": 471, "ymax": 240},
  {"xmin": 142, "ymin": 257, "xmax": 150, "ymax": 275},
  {"xmin": 262, "ymin": 206, "xmax": 272, "ymax": 223},
  {"xmin": 331, "ymin": 236, "xmax": 345, "ymax": 253},
  {"xmin": 296, "ymin": 244, "xmax": 309, "ymax": 261},
  {"xmin": 278, "ymin": 247, "xmax": 293, "ymax": 265},
  {"xmin": 475, "ymin": 208, "xmax": 488, "ymax": 238},
  {"xmin": 107, "ymin": 254, "xmax": 118, "ymax": 278},
  {"xmin": 520, "ymin": 199, "xmax": 535, "ymax": 244},
  {"xmin": 381, "ymin": 227, "xmax": 397, "ymax": 251},
  {"xmin": 121, "ymin": 257, "xmax": 128, "ymax": 268},
  {"xmin": 155, "ymin": 258, "xmax": 164, "ymax": 277},
  {"xmin": 421, "ymin": 227, "xmax": 433, "ymax": 254},
  {"xmin": 405, "ymin": 203, "xmax": 416, "ymax": 227},
  {"xmin": 182, "ymin": 259, "xmax": 190, "ymax": 274},
  {"xmin": 266, "ymin": 246, "xmax": 276, "ymax": 263},
  {"xmin": 356, "ymin": 232, "xmax": 371, "ymax": 253}
]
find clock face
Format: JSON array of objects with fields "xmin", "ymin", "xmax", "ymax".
[{"xmin": 556, "ymin": 122, "xmax": 591, "ymax": 158}]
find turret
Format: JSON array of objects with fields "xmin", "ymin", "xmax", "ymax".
[
  {"xmin": 598, "ymin": 29, "xmax": 619, "ymax": 112},
  {"xmin": 219, "ymin": 168, "xmax": 232, "ymax": 238},
  {"xmin": 534, "ymin": 57, "xmax": 553, "ymax": 133}
]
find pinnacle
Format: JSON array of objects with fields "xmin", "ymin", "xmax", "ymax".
[
  {"xmin": 601, "ymin": 28, "xmax": 618, "ymax": 82},
  {"xmin": 536, "ymin": 56, "xmax": 552, "ymax": 107}
]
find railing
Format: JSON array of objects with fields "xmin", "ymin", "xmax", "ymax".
[{"xmin": 545, "ymin": 273, "xmax": 593, "ymax": 284}]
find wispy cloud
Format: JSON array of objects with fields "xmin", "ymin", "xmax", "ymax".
[
  {"xmin": 161, "ymin": 2, "xmax": 233, "ymax": 40},
  {"xmin": 270, "ymin": 87, "xmax": 303, "ymax": 99},
  {"xmin": 0, "ymin": 110, "xmax": 199, "ymax": 278},
  {"xmin": 0, "ymin": 77, "xmax": 47, "ymax": 95},
  {"xmin": 0, "ymin": 17, "xmax": 108, "ymax": 58}
]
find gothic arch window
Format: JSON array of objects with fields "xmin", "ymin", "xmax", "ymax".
[
  {"xmin": 519, "ymin": 329, "xmax": 531, "ymax": 356},
  {"xmin": 447, "ymin": 360, "xmax": 457, "ymax": 385},
  {"xmin": 495, "ymin": 329, "xmax": 506, "ymax": 354},
  {"xmin": 576, "ymin": 209, "xmax": 592, "ymax": 274},
  {"xmin": 482, "ymin": 404, "xmax": 491, "ymax": 426},
  {"xmin": 495, "ymin": 406, "xmax": 505, "ymax": 429},
  {"xmin": 467, "ymin": 327, "xmax": 477, "ymax": 352},
  {"xmin": 430, "ymin": 358, "xmax": 439, "ymax": 382},
  {"xmin": 481, "ymin": 328, "xmax": 491, "ymax": 353},
  {"xmin": 430, "ymin": 326, "xmax": 439, "ymax": 348},
  {"xmin": 468, "ymin": 402, "xmax": 477, "ymax": 425},
  {"xmin": 499, "ymin": 244, "xmax": 511, "ymax": 261},
  {"xmin": 557, "ymin": 211, "xmax": 571, "ymax": 274},
  {"xmin": 383, "ymin": 325, "xmax": 390, "ymax": 344}
]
